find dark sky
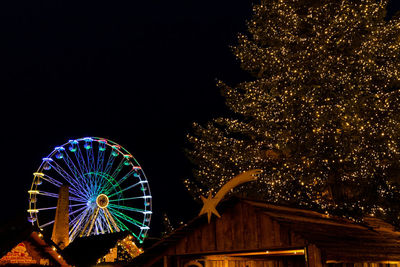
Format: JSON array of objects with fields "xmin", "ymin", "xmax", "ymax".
[{"xmin": 0, "ymin": 0, "xmax": 399, "ymax": 237}]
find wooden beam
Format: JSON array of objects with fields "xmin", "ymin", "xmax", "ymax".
[
  {"xmin": 306, "ymin": 244, "xmax": 324, "ymax": 267},
  {"xmin": 263, "ymin": 211, "xmax": 367, "ymax": 230},
  {"xmin": 244, "ymin": 201, "xmax": 331, "ymax": 219},
  {"xmin": 171, "ymin": 246, "xmax": 306, "ymax": 257}
]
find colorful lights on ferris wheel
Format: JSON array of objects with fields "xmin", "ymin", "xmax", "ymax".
[
  {"xmin": 55, "ymin": 147, "xmax": 65, "ymax": 159},
  {"xmin": 111, "ymin": 145, "xmax": 120, "ymax": 157},
  {"xmin": 83, "ymin": 137, "xmax": 93, "ymax": 149},
  {"xmin": 28, "ymin": 137, "xmax": 152, "ymax": 243},
  {"xmin": 68, "ymin": 140, "xmax": 78, "ymax": 152},
  {"xmin": 99, "ymin": 139, "xmax": 107, "ymax": 151}
]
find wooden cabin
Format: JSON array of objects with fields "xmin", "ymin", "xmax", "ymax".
[
  {"xmin": 0, "ymin": 229, "xmax": 69, "ymax": 266},
  {"xmin": 134, "ymin": 198, "xmax": 400, "ymax": 267}
]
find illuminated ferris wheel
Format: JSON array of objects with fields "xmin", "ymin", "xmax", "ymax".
[{"xmin": 28, "ymin": 137, "xmax": 152, "ymax": 243}]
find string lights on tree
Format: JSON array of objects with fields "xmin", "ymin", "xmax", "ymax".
[{"xmin": 186, "ymin": 0, "xmax": 400, "ymax": 225}]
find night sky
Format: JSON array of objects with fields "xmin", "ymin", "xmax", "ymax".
[{"xmin": 1, "ymin": 0, "xmax": 400, "ymax": 237}]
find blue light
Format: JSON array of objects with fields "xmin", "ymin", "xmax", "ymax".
[
  {"xmin": 68, "ymin": 140, "xmax": 78, "ymax": 152},
  {"xmin": 84, "ymin": 143, "xmax": 92, "ymax": 150}
]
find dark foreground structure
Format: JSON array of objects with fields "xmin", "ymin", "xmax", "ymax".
[
  {"xmin": 0, "ymin": 222, "xmax": 141, "ymax": 266},
  {"xmin": 0, "ymin": 221, "xmax": 69, "ymax": 266},
  {"xmin": 3, "ymin": 198, "xmax": 400, "ymax": 266},
  {"xmin": 134, "ymin": 198, "xmax": 400, "ymax": 267}
]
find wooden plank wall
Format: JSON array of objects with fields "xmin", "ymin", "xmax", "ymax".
[
  {"xmin": 328, "ymin": 264, "xmax": 399, "ymax": 267},
  {"xmin": 178, "ymin": 256, "xmax": 306, "ymax": 267},
  {"xmin": 167, "ymin": 202, "xmax": 306, "ymax": 255}
]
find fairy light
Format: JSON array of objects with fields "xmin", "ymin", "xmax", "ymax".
[{"xmin": 186, "ymin": 0, "xmax": 400, "ymax": 226}]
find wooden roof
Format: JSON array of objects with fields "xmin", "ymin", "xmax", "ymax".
[
  {"xmin": 0, "ymin": 219, "xmax": 70, "ymax": 266},
  {"xmin": 134, "ymin": 197, "xmax": 400, "ymax": 266},
  {"xmin": 245, "ymin": 200, "xmax": 400, "ymax": 262}
]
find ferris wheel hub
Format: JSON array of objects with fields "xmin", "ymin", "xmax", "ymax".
[{"xmin": 96, "ymin": 194, "xmax": 109, "ymax": 209}]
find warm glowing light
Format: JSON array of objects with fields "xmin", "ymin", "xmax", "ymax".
[
  {"xmin": 229, "ymin": 249, "xmax": 305, "ymax": 257},
  {"xmin": 27, "ymin": 209, "xmax": 39, "ymax": 213},
  {"xmin": 96, "ymin": 194, "xmax": 109, "ymax": 209},
  {"xmin": 185, "ymin": 0, "xmax": 400, "ymax": 226}
]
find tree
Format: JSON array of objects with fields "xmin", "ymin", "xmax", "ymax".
[{"xmin": 186, "ymin": 0, "xmax": 400, "ymax": 224}]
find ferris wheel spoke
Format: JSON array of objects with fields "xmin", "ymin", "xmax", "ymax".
[
  {"xmin": 111, "ymin": 213, "xmax": 131, "ymax": 233},
  {"xmin": 104, "ymin": 168, "xmax": 135, "ymax": 194},
  {"xmin": 94, "ymin": 221, "xmax": 100, "ymax": 235},
  {"xmin": 110, "ymin": 158, "xmax": 125, "ymax": 180},
  {"xmin": 47, "ymin": 159, "xmax": 90, "ymax": 198},
  {"xmin": 99, "ymin": 208, "xmax": 113, "ymax": 233},
  {"xmin": 69, "ymin": 206, "xmax": 90, "ymax": 221},
  {"xmin": 69, "ymin": 196, "xmax": 87, "ymax": 202},
  {"xmin": 96, "ymin": 214, "xmax": 107, "ymax": 235},
  {"xmin": 37, "ymin": 190, "xmax": 61, "ymax": 198},
  {"xmin": 108, "ymin": 203, "xmax": 151, "ymax": 215},
  {"xmin": 98, "ymin": 209, "xmax": 109, "ymax": 232},
  {"xmin": 34, "ymin": 189, "xmax": 86, "ymax": 203},
  {"xmin": 109, "ymin": 195, "xmax": 152, "ymax": 202},
  {"xmin": 39, "ymin": 219, "xmax": 55, "ymax": 229},
  {"xmin": 69, "ymin": 212, "xmax": 84, "ymax": 229},
  {"xmin": 69, "ymin": 207, "xmax": 88, "ymax": 225},
  {"xmin": 59, "ymin": 149, "xmax": 85, "ymax": 182},
  {"xmin": 84, "ymin": 138, "xmax": 96, "ymax": 174},
  {"xmin": 80, "ymin": 208, "xmax": 99, "ymax": 237},
  {"xmin": 86, "ymin": 207, "xmax": 100, "ymax": 236},
  {"xmin": 75, "ymin": 147, "xmax": 97, "ymax": 197},
  {"xmin": 70, "ymin": 208, "xmax": 90, "ymax": 241},
  {"xmin": 69, "ymin": 189, "xmax": 89, "ymax": 201},
  {"xmin": 41, "ymin": 174, "xmax": 63, "ymax": 187},
  {"xmin": 36, "ymin": 206, "xmax": 57, "ymax": 211},
  {"xmin": 107, "ymin": 181, "xmax": 143, "ymax": 198},
  {"xmin": 39, "ymin": 175, "xmax": 85, "ymax": 200},
  {"xmin": 74, "ymin": 143, "xmax": 90, "ymax": 175},
  {"xmin": 59, "ymin": 150, "xmax": 91, "ymax": 194},
  {"xmin": 104, "ymin": 208, "xmax": 120, "ymax": 232},
  {"xmin": 108, "ymin": 207, "xmax": 147, "ymax": 228},
  {"xmin": 69, "ymin": 206, "xmax": 89, "ymax": 225},
  {"xmin": 96, "ymin": 140, "xmax": 107, "ymax": 174},
  {"xmin": 41, "ymin": 175, "xmax": 88, "ymax": 201},
  {"xmin": 100, "ymin": 208, "xmax": 114, "ymax": 233},
  {"xmin": 102, "ymin": 151, "xmax": 117, "ymax": 176},
  {"xmin": 75, "ymin": 144, "xmax": 96, "ymax": 196},
  {"xmin": 70, "ymin": 210, "xmax": 84, "ymax": 225},
  {"xmin": 97, "ymin": 213, "xmax": 105, "ymax": 234},
  {"xmin": 70, "ymin": 203, "xmax": 87, "ymax": 208}
]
